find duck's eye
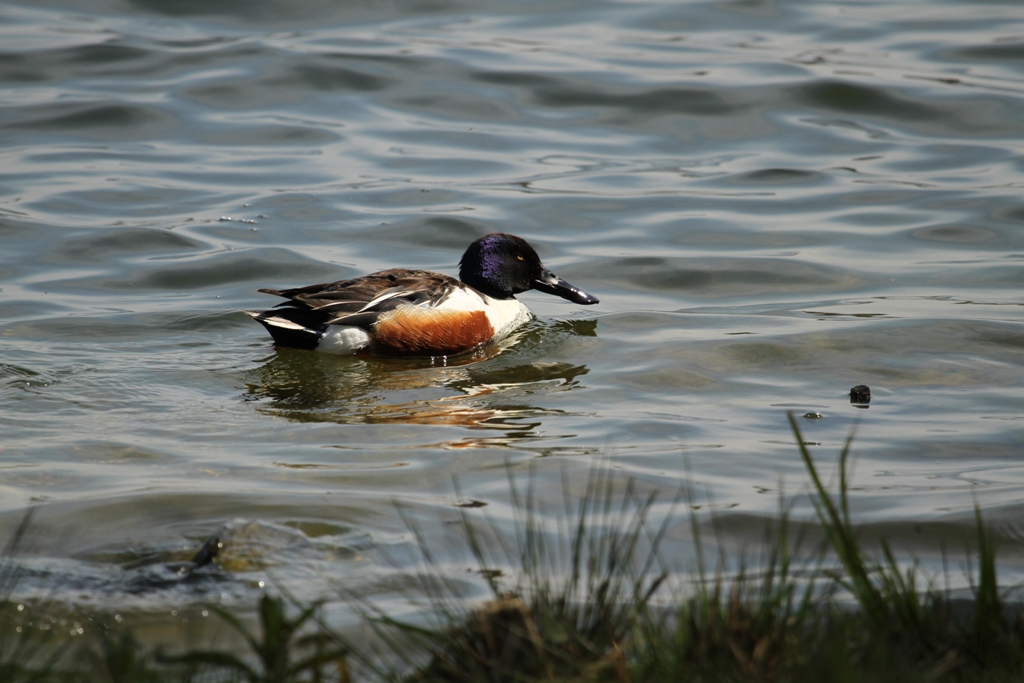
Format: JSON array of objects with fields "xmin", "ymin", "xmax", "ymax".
[{"xmin": 516, "ymin": 254, "xmax": 524, "ymax": 261}]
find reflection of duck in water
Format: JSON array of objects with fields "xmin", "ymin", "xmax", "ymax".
[
  {"xmin": 246, "ymin": 233, "xmax": 599, "ymax": 357},
  {"xmin": 246, "ymin": 349, "xmax": 592, "ymax": 450}
]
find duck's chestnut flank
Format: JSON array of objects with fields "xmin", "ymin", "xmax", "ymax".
[
  {"xmin": 245, "ymin": 232, "xmax": 599, "ymax": 356},
  {"xmin": 373, "ymin": 307, "xmax": 494, "ymax": 356}
]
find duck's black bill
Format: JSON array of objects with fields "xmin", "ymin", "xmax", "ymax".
[{"xmin": 533, "ymin": 270, "xmax": 600, "ymax": 305}]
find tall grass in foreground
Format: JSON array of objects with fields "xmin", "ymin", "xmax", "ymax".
[
  {"xmin": 354, "ymin": 464, "xmax": 675, "ymax": 683},
  {"xmin": 2, "ymin": 417, "xmax": 1024, "ymax": 681},
  {"xmin": 0, "ymin": 508, "xmax": 78, "ymax": 683},
  {"xmin": 364, "ymin": 418, "xmax": 1024, "ymax": 682}
]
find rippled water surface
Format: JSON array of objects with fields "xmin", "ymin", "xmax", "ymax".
[{"xmin": 3, "ymin": 0, "xmax": 1024, "ymax": 634}]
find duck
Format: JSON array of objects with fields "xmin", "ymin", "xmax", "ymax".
[{"xmin": 246, "ymin": 232, "xmax": 599, "ymax": 356}]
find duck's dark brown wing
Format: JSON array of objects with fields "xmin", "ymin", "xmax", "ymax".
[{"xmin": 246, "ymin": 269, "xmax": 460, "ymax": 349}]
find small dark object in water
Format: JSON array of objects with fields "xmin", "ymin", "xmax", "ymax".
[
  {"xmin": 803, "ymin": 411, "xmax": 823, "ymax": 420},
  {"xmin": 849, "ymin": 385, "xmax": 871, "ymax": 404},
  {"xmin": 191, "ymin": 532, "xmax": 223, "ymax": 568}
]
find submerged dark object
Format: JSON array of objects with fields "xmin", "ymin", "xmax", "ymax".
[
  {"xmin": 849, "ymin": 384, "xmax": 871, "ymax": 405},
  {"xmin": 190, "ymin": 519, "xmax": 342, "ymax": 571}
]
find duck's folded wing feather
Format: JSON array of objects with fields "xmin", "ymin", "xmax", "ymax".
[{"xmin": 258, "ymin": 269, "xmax": 460, "ymax": 329}]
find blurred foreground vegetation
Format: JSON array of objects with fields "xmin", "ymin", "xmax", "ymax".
[{"xmin": 3, "ymin": 417, "xmax": 1023, "ymax": 682}]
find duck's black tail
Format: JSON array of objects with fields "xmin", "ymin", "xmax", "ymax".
[{"xmin": 244, "ymin": 308, "xmax": 324, "ymax": 350}]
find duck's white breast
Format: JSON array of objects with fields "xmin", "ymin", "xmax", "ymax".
[{"xmin": 435, "ymin": 287, "xmax": 532, "ymax": 340}]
